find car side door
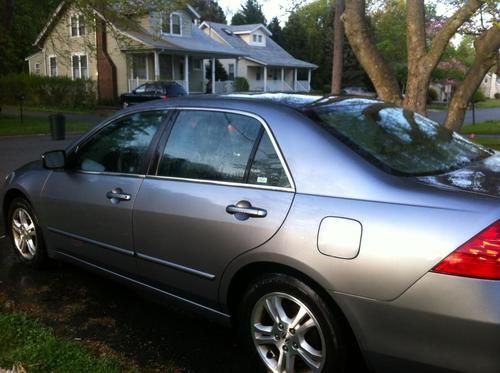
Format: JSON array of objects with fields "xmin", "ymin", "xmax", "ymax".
[
  {"xmin": 40, "ymin": 110, "xmax": 169, "ymax": 275},
  {"xmin": 133, "ymin": 108, "xmax": 295, "ymax": 306}
]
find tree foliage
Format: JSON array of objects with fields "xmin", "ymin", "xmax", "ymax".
[
  {"xmin": 190, "ymin": 0, "xmax": 227, "ymax": 24},
  {"xmin": 267, "ymin": 17, "xmax": 283, "ymax": 46},
  {"xmin": 231, "ymin": 0, "xmax": 266, "ymax": 25},
  {"xmin": 343, "ymin": 0, "xmax": 500, "ymax": 130},
  {"xmin": 281, "ymin": 0, "xmax": 369, "ymax": 92},
  {"xmin": 0, "ymin": 0, "xmax": 60, "ymax": 75}
]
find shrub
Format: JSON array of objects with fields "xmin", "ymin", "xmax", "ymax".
[
  {"xmin": 0, "ymin": 73, "xmax": 96, "ymax": 109},
  {"xmin": 494, "ymin": 93, "xmax": 500, "ymax": 99},
  {"xmin": 234, "ymin": 77, "xmax": 249, "ymax": 92},
  {"xmin": 470, "ymin": 89, "xmax": 486, "ymax": 103},
  {"xmin": 427, "ymin": 87, "xmax": 438, "ymax": 103}
]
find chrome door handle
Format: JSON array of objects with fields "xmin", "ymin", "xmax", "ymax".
[
  {"xmin": 106, "ymin": 188, "xmax": 131, "ymax": 202},
  {"xmin": 226, "ymin": 200, "xmax": 267, "ymax": 221}
]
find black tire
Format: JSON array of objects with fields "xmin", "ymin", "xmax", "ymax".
[
  {"xmin": 239, "ymin": 274, "xmax": 346, "ymax": 373},
  {"xmin": 8, "ymin": 197, "xmax": 48, "ymax": 268}
]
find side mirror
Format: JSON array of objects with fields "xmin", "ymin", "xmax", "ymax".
[{"xmin": 41, "ymin": 150, "xmax": 66, "ymax": 169}]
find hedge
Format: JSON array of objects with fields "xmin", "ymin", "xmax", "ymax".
[{"xmin": 0, "ymin": 74, "xmax": 97, "ymax": 109}]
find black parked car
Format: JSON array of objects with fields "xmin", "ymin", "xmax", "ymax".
[{"xmin": 120, "ymin": 81, "xmax": 187, "ymax": 108}]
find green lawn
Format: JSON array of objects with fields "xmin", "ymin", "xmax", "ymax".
[
  {"xmin": 0, "ymin": 312, "xmax": 122, "ymax": 372},
  {"xmin": 0, "ymin": 114, "xmax": 91, "ymax": 136},
  {"xmin": 460, "ymin": 120, "xmax": 500, "ymax": 134},
  {"xmin": 469, "ymin": 137, "xmax": 500, "ymax": 150}
]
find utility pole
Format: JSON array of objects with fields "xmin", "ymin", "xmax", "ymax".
[{"xmin": 331, "ymin": 0, "xmax": 345, "ymax": 95}]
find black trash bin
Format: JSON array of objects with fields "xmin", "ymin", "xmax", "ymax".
[{"xmin": 49, "ymin": 113, "xmax": 66, "ymax": 140}]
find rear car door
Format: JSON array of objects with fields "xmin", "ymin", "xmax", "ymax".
[
  {"xmin": 40, "ymin": 110, "xmax": 169, "ymax": 276},
  {"xmin": 133, "ymin": 108, "xmax": 295, "ymax": 306}
]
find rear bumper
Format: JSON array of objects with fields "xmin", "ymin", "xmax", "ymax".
[{"xmin": 333, "ymin": 273, "xmax": 500, "ymax": 373}]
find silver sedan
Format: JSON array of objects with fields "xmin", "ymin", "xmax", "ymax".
[{"xmin": 0, "ymin": 95, "xmax": 499, "ymax": 373}]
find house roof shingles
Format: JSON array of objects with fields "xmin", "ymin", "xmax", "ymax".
[{"xmin": 203, "ymin": 22, "xmax": 317, "ymax": 69}]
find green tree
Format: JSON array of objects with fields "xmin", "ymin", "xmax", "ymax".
[
  {"xmin": 343, "ymin": 0, "xmax": 500, "ymax": 130},
  {"xmin": 205, "ymin": 59, "xmax": 228, "ymax": 81},
  {"xmin": 231, "ymin": 0, "xmax": 266, "ymax": 25},
  {"xmin": 190, "ymin": 0, "xmax": 227, "ymax": 23},
  {"xmin": 0, "ymin": 0, "xmax": 60, "ymax": 75},
  {"xmin": 267, "ymin": 17, "xmax": 283, "ymax": 46}
]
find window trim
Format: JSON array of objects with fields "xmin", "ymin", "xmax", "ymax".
[
  {"xmin": 152, "ymin": 107, "xmax": 295, "ymax": 192},
  {"xmin": 71, "ymin": 53, "xmax": 88, "ymax": 79},
  {"xmin": 162, "ymin": 12, "xmax": 183, "ymax": 36}
]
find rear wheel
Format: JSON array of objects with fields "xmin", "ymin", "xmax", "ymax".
[
  {"xmin": 239, "ymin": 274, "xmax": 346, "ymax": 372},
  {"xmin": 8, "ymin": 198, "xmax": 47, "ymax": 268}
]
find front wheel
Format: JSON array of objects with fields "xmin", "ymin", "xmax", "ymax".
[
  {"xmin": 239, "ymin": 274, "xmax": 346, "ymax": 373},
  {"xmin": 8, "ymin": 197, "xmax": 47, "ymax": 268}
]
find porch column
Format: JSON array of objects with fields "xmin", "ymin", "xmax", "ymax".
[
  {"xmin": 211, "ymin": 57, "xmax": 216, "ymax": 94},
  {"xmin": 281, "ymin": 68, "xmax": 284, "ymax": 91},
  {"xmin": 294, "ymin": 68, "xmax": 298, "ymax": 91},
  {"xmin": 145, "ymin": 55, "xmax": 150, "ymax": 80},
  {"xmin": 202, "ymin": 60, "xmax": 206, "ymax": 91},
  {"xmin": 154, "ymin": 51, "xmax": 160, "ymax": 81},
  {"xmin": 307, "ymin": 69, "xmax": 311, "ymax": 92},
  {"xmin": 184, "ymin": 54, "xmax": 189, "ymax": 94},
  {"xmin": 263, "ymin": 66, "xmax": 267, "ymax": 92},
  {"xmin": 171, "ymin": 55, "xmax": 175, "ymax": 80}
]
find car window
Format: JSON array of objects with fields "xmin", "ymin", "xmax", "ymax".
[
  {"xmin": 165, "ymin": 83, "xmax": 186, "ymax": 96},
  {"xmin": 157, "ymin": 110, "xmax": 261, "ymax": 183},
  {"xmin": 306, "ymin": 98, "xmax": 493, "ymax": 176},
  {"xmin": 144, "ymin": 84, "xmax": 158, "ymax": 94},
  {"xmin": 248, "ymin": 133, "xmax": 291, "ymax": 188},
  {"xmin": 72, "ymin": 111, "xmax": 168, "ymax": 174},
  {"xmin": 134, "ymin": 84, "xmax": 147, "ymax": 94}
]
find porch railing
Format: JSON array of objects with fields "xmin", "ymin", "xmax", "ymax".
[
  {"xmin": 249, "ymin": 79, "xmax": 306, "ymax": 92},
  {"xmin": 214, "ymin": 81, "xmax": 235, "ymax": 94},
  {"xmin": 296, "ymin": 80, "xmax": 311, "ymax": 92}
]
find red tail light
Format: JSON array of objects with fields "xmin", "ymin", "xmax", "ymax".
[
  {"xmin": 432, "ymin": 221, "xmax": 500, "ymax": 280},
  {"xmin": 160, "ymin": 95, "xmax": 169, "ymax": 100}
]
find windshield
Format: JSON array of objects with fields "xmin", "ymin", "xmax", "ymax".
[{"xmin": 305, "ymin": 98, "xmax": 493, "ymax": 176}]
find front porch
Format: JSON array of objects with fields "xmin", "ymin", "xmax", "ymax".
[
  {"xmin": 127, "ymin": 52, "xmax": 239, "ymax": 95},
  {"xmin": 247, "ymin": 66, "xmax": 312, "ymax": 93}
]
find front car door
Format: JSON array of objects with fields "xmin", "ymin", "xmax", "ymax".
[
  {"xmin": 40, "ymin": 110, "xmax": 169, "ymax": 275},
  {"xmin": 133, "ymin": 108, "xmax": 295, "ymax": 306}
]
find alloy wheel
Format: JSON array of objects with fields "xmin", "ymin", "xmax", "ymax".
[
  {"xmin": 11, "ymin": 207, "xmax": 38, "ymax": 260},
  {"xmin": 251, "ymin": 292, "xmax": 326, "ymax": 373}
]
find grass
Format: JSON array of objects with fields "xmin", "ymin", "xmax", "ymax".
[
  {"xmin": 0, "ymin": 114, "xmax": 91, "ymax": 136},
  {"xmin": 460, "ymin": 120, "xmax": 500, "ymax": 134},
  {"xmin": 0, "ymin": 312, "xmax": 121, "ymax": 372},
  {"xmin": 469, "ymin": 137, "xmax": 500, "ymax": 150}
]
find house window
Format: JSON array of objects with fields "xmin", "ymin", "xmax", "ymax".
[
  {"xmin": 35, "ymin": 63, "xmax": 41, "ymax": 75},
  {"xmin": 162, "ymin": 12, "xmax": 182, "ymax": 35},
  {"xmin": 258, "ymin": 35, "xmax": 262, "ymax": 43},
  {"xmin": 256, "ymin": 70, "xmax": 261, "ymax": 81},
  {"xmin": 228, "ymin": 64, "xmax": 235, "ymax": 80},
  {"xmin": 70, "ymin": 14, "xmax": 85, "ymax": 37},
  {"xmin": 172, "ymin": 14, "xmax": 181, "ymax": 35},
  {"xmin": 253, "ymin": 34, "xmax": 257, "ymax": 42},
  {"xmin": 49, "ymin": 56, "xmax": 57, "ymax": 77},
  {"xmin": 72, "ymin": 54, "xmax": 88, "ymax": 79},
  {"xmin": 130, "ymin": 55, "xmax": 147, "ymax": 79}
]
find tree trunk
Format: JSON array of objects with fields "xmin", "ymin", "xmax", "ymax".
[
  {"xmin": 331, "ymin": 0, "xmax": 345, "ymax": 95},
  {"xmin": 343, "ymin": 0, "xmax": 402, "ymax": 104},
  {"xmin": 444, "ymin": 26, "xmax": 500, "ymax": 131}
]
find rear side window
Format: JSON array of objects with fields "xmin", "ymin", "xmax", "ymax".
[
  {"xmin": 248, "ymin": 133, "xmax": 291, "ymax": 188},
  {"xmin": 158, "ymin": 110, "xmax": 260, "ymax": 182},
  {"xmin": 157, "ymin": 110, "xmax": 291, "ymax": 188}
]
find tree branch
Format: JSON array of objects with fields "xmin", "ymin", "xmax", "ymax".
[{"xmin": 343, "ymin": 0, "xmax": 401, "ymax": 104}]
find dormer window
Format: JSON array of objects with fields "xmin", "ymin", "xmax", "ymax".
[
  {"xmin": 162, "ymin": 12, "xmax": 182, "ymax": 36},
  {"xmin": 258, "ymin": 35, "xmax": 262, "ymax": 42},
  {"xmin": 249, "ymin": 32, "xmax": 265, "ymax": 46},
  {"xmin": 70, "ymin": 14, "xmax": 85, "ymax": 37},
  {"xmin": 252, "ymin": 34, "xmax": 257, "ymax": 42}
]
